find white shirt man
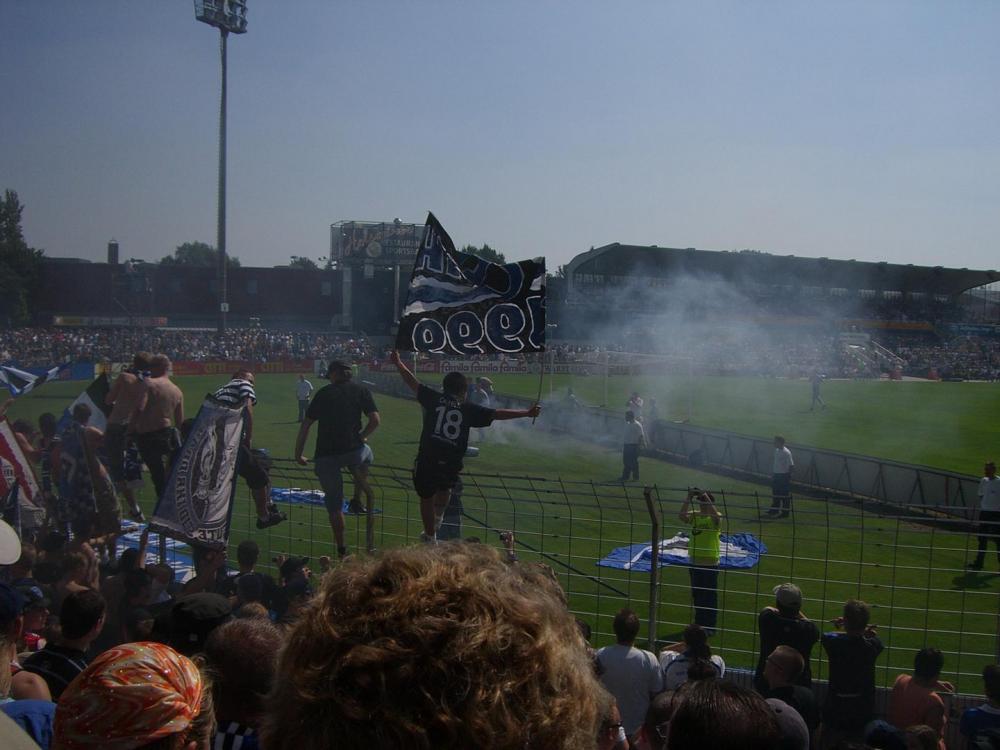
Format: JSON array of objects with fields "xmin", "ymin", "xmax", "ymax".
[
  {"xmin": 296, "ymin": 375, "xmax": 314, "ymax": 423},
  {"xmin": 773, "ymin": 443, "xmax": 794, "ymax": 475},
  {"xmin": 597, "ymin": 609, "xmax": 663, "ymax": 735},
  {"xmin": 980, "ymin": 465, "xmax": 1000, "ymax": 511},
  {"xmin": 969, "ymin": 462, "xmax": 1000, "ymax": 570},
  {"xmin": 768, "ymin": 436, "xmax": 795, "ymax": 517}
]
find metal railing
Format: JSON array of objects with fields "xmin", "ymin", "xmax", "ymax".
[
  {"xmin": 360, "ymin": 368, "xmax": 981, "ymax": 519},
  {"xmin": 213, "ymin": 459, "xmax": 998, "ymax": 699}
]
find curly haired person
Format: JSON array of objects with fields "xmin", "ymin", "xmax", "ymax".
[{"xmin": 262, "ymin": 542, "xmax": 604, "ymax": 750}]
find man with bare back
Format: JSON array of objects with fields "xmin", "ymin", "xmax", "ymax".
[
  {"xmin": 105, "ymin": 352, "xmax": 152, "ymax": 520},
  {"xmin": 131, "ymin": 354, "xmax": 184, "ymax": 500}
]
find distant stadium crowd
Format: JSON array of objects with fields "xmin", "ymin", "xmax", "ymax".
[
  {"xmin": 886, "ymin": 335, "xmax": 1000, "ymax": 381},
  {"xmin": 0, "ymin": 327, "xmax": 373, "ymax": 368},
  {"xmin": 0, "ymin": 325, "xmax": 998, "ymax": 380}
]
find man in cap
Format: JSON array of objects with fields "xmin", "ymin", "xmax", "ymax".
[
  {"xmin": 294, "ymin": 360, "xmax": 380, "ymax": 559},
  {"xmin": 753, "ymin": 583, "xmax": 819, "ymax": 692}
]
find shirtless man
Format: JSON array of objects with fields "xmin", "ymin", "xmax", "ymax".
[
  {"xmin": 104, "ymin": 353, "xmax": 152, "ymax": 520},
  {"xmin": 131, "ymin": 354, "xmax": 184, "ymax": 500}
]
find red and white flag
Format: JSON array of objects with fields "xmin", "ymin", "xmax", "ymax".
[{"xmin": 0, "ymin": 419, "xmax": 40, "ymax": 507}]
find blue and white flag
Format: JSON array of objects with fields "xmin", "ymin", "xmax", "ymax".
[
  {"xmin": 150, "ymin": 395, "xmax": 246, "ymax": 550},
  {"xmin": 0, "ymin": 362, "xmax": 71, "ymax": 397},
  {"xmin": 598, "ymin": 532, "xmax": 767, "ymax": 572},
  {"xmin": 395, "ymin": 213, "xmax": 546, "ymax": 355}
]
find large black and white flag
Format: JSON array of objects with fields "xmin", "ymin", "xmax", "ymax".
[
  {"xmin": 149, "ymin": 395, "xmax": 246, "ymax": 549},
  {"xmin": 395, "ymin": 213, "xmax": 546, "ymax": 355},
  {"xmin": 0, "ymin": 362, "xmax": 71, "ymax": 398},
  {"xmin": 58, "ymin": 375, "xmax": 113, "ymax": 433}
]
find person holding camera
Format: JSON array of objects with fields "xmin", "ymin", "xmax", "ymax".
[
  {"xmin": 679, "ymin": 488, "xmax": 722, "ymax": 633},
  {"xmin": 621, "ymin": 410, "xmax": 646, "ymax": 482},
  {"xmin": 819, "ymin": 599, "xmax": 884, "ymax": 748}
]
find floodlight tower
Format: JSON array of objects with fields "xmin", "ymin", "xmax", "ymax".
[{"xmin": 194, "ymin": 0, "xmax": 247, "ymax": 334}]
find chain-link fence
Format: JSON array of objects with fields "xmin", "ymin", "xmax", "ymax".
[{"xmin": 212, "ymin": 459, "xmax": 997, "ymax": 699}]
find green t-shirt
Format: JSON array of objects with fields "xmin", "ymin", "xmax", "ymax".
[{"xmin": 689, "ymin": 514, "xmax": 721, "ymax": 565}]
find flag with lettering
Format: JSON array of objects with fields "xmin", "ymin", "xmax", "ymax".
[
  {"xmin": 149, "ymin": 395, "xmax": 246, "ymax": 550},
  {"xmin": 395, "ymin": 213, "xmax": 545, "ymax": 355}
]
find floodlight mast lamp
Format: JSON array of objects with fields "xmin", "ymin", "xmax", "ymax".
[{"xmin": 194, "ymin": 1, "xmax": 247, "ymax": 334}]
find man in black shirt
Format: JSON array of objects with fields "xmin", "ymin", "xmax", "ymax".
[
  {"xmin": 294, "ymin": 360, "xmax": 380, "ymax": 558},
  {"xmin": 753, "ymin": 583, "xmax": 819, "ymax": 692},
  {"xmin": 821, "ymin": 599, "xmax": 883, "ymax": 747},
  {"xmin": 389, "ymin": 350, "xmax": 540, "ymax": 543}
]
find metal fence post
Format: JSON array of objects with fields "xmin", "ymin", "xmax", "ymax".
[
  {"xmin": 366, "ymin": 502, "xmax": 375, "ymax": 554},
  {"xmin": 644, "ymin": 486, "xmax": 660, "ymax": 651}
]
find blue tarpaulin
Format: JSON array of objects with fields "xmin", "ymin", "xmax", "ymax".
[
  {"xmin": 117, "ymin": 520, "xmax": 196, "ymax": 582},
  {"xmin": 270, "ymin": 487, "xmax": 382, "ymax": 515},
  {"xmin": 597, "ymin": 532, "xmax": 767, "ymax": 572}
]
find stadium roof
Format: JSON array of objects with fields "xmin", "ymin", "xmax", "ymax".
[{"xmin": 565, "ymin": 244, "xmax": 999, "ymax": 297}]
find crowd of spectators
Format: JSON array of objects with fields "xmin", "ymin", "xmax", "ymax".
[
  {"xmin": 886, "ymin": 336, "xmax": 1000, "ymax": 381},
  {"xmin": 2, "ymin": 323, "xmax": 999, "ymax": 380},
  {"xmin": 0, "ymin": 328, "xmax": 372, "ymax": 368},
  {"xmin": 4, "ymin": 535, "xmax": 1000, "ymax": 750}
]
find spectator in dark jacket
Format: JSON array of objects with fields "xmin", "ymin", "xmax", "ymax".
[{"xmin": 820, "ymin": 599, "xmax": 883, "ymax": 749}]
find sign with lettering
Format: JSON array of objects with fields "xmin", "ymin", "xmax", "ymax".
[{"xmin": 395, "ymin": 213, "xmax": 546, "ymax": 355}]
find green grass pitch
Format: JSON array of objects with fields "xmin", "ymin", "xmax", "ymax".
[{"xmin": 7, "ymin": 371, "xmax": 1000, "ymax": 690}]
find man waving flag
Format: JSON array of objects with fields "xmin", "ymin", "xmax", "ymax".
[{"xmin": 395, "ymin": 213, "xmax": 545, "ymax": 355}]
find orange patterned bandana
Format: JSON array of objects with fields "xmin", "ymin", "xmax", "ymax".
[{"xmin": 52, "ymin": 642, "xmax": 204, "ymax": 750}]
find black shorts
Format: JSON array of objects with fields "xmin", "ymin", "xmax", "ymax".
[
  {"xmin": 237, "ymin": 444, "xmax": 270, "ymax": 491},
  {"xmin": 104, "ymin": 423, "xmax": 128, "ymax": 482},
  {"xmin": 412, "ymin": 457, "xmax": 460, "ymax": 499}
]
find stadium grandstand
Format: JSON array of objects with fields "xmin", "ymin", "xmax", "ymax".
[
  {"xmin": 16, "ymin": 238, "xmax": 1000, "ymax": 381},
  {"xmin": 555, "ymin": 244, "xmax": 1000, "ymax": 381}
]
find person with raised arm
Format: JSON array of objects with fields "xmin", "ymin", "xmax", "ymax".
[{"xmin": 389, "ymin": 350, "xmax": 540, "ymax": 543}]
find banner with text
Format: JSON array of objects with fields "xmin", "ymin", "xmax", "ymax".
[
  {"xmin": 395, "ymin": 213, "xmax": 545, "ymax": 355},
  {"xmin": 150, "ymin": 396, "xmax": 246, "ymax": 549}
]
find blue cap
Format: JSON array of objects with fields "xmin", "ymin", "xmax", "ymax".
[{"xmin": 0, "ymin": 581, "xmax": 25, "ymax": 629}]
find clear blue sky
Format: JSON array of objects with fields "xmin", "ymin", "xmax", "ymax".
[{"xmin": 2, "ymin": 1, "xmax": 999, "ymax": 272}]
